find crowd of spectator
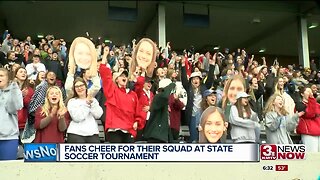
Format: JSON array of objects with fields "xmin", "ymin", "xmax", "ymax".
[{"xmin": 0, "ymin": 30, "xmax": 320, "ymax": 161}]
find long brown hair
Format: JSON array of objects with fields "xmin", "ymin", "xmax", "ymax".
[
  {"xmin": 129, "ymin": 38, "xmax": 157, "ymax": 78},
  {"xmin": 222, "ymin": 75, "xmax": 246, "ymax": 109},
  {"xmin": 66, "ymin": 77, "xmax": 88, "ymax": 104},
  {"xmin": 14, "ymin": 67, "xmax": 31, "ymax": 90},
  {"xmin": 199, "ymin": 106, "xmax": 227, "ymax": 143},
  {"xmin": 235, "ymin": 97, "xmax": 252, "ymax": 118},
  {"xmin": 200, "ymin": 93, "xmax": 216, "ymax": 111},
  {"xmin": 72, "ymin": 77, "xmax": 88, "ymax": 99}
]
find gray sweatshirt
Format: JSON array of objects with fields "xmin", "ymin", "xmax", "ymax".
[
  {"xmin": 0, "ymin": 82, "xmax": 23, "ymax": 140},
  {"xmin": 265, "ymin": 111, "xmax": 299, "ymax": 144},
  {"xmin": 229, "ymin": 105, "xmax": 259, "ymax": 143}
]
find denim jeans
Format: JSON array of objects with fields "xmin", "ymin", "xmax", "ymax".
[
  {"xmin": 0, "ymin": 139, "xmax": 18, "ymax": 160},
  {"xmin": 189, "ymin": 112, "xmax": 201, "ymax": 142}
]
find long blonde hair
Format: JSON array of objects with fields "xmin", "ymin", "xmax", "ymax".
[
  {"xmin": 263, "ymin": 93, "xmax": 288, "ymax": 116},
  {"xmin": 129, "ymin": 38, "xmax": 157, "ymax": 78},
  {"xmin": 274, "ymin": 77, "xmax": 284, "ymax": 95},
  {"xmin": 68, "ymin": 37, "xmax": 97, "ymax": 77},
  {"xmin": 41, "ymin": 86, "xmax": 66, "ymax": 117}
]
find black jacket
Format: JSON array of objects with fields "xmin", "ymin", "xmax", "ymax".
[
  {"xmin": 181, "ymin": 63, "xmax": 215, "ymax": 125},
  {"xmin": 144, "ymin": 83, "xmax": 176, "ymax": 142}
]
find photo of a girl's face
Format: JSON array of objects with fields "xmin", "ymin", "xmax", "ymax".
[
  {"xmin": 74, "ymin": 43, "xmax": 92, "ymax": 69},
  {"xmin": 204, "ymin": 111, "xmax": 227, "ymax": 143},
  {"xmin": 227, "ymin": 79, "xmax": 244, "ymax": 104},
  {"xmin": 136, "ymin": 41, "xmax": 153, "ymax": 69}
]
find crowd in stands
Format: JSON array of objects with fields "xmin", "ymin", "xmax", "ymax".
[{"xmin": 0, "ymin": 30, "xmax": 320, "ymax": 161}]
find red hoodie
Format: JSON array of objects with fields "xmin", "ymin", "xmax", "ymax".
[
  {"xmin": 134, "ymin": 76, "xmax": 154, "ymax": 130},
  {"xmin": 296, "ymin": 97, "xmax": 320, "ymax": 136},
  {"xmin": 18, "ymin": 87, "xmax": 34, "ymax": 129},
  {"xmin": 99, "ymin": 64, "xmax": 144, "ymax": 137}
]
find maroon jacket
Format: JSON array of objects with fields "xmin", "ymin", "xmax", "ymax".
[
  {"xmin": 18, "ymin": 87, "xmax": 34, "ymax": 129},
  {"xmin": 296, "ymin": 97, "xmax": 320, "ymax": 136},
  {"xmin": 34, "ymin": 107, "xmax": 70, "ymax": 143},
  {"xmin": 134, "ymin": 76, "xmax": 154, "ymax": 130},
  {"xmin": 169, "ymin": 94, "xmax": 185, "ymax": 132}
]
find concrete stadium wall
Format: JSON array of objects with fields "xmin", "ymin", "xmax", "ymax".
[{"xmin": 1, "ymin": 153, "xmax": 320, "ymax": 180}]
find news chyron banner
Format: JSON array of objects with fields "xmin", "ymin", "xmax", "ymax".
[
  {"xmin": 24, "ymin": 144, "xmax": 259, "ymax": 162},
  {"xmin": 260, "ymin": 144, "xmax": 306, "ymax": 160}
]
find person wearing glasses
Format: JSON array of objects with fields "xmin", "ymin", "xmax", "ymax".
[{"xmin": 66, "ymin": 77, "xmax": 103, "ymax": 143}]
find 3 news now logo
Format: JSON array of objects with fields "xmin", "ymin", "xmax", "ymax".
[
  {"xmin": 24, "ymin": 144, "xmax": 58, "ymax": 162},
  {"xmin": 260, "ymin": 144, "xmax": 305, "ymax": 160}
]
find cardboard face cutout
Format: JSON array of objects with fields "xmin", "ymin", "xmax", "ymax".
[
  {"xmin": 69, "ymin": 37, "xmax": 97, "ymax": 77},
  {"xmin": 130, "ymin": 38, "xmax": 157, "ymax": 78}
]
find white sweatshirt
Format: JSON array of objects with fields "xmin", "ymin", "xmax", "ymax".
[{"xmin": 67, "ymin": 98, "xmax": 103, "ymax": 136}]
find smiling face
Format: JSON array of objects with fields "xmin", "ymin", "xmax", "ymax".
[
  {"xmin": 47, "ymin": 88, "xmax": 61, "ymax": 105},
  {"xmin": 74, "ymin": 43, "xmax": 92, "ymax": 69},
  {"xmin": 206, "ymin": 94, "xmax": 217, "ymax": 106},
  {"xmin": 204, "ymin": 111, "xmax": 227, "ymax": 143},
  {"xmin": 116, "ymin": 74, "xmax": 128, "ymax": 87},
  {"xmin": 157, "ymin": 68, "xmax": 165, "ymax": 78},
  {"xmin": 191, "ymin": 77, "xmax": 201, "ymax": 88},
  {"xmin": 74, "ymin": 81, "xmax": 87, "ymax": 98},
  {"xmin": 16, "ymin": 68, "xmax": 27, "ymax": 81},
  {"xmin": 0, "ymin": 70, "xmax": 9, "ymax": 89},
  {"xmin": 143, "ymin": 81, "xmax": 152, "ymax": 91},
  {"xmin": 277, "ymin": 78, "xmax": 284, "ymax": 90},
  {"xmin": 227, "ymin": 79, "xmax": 245, "ymax": 104},
  {"xmin": 273, "ymin": 95, "xmax": 284, "ymax": 109},
  {"xmin": 46, "ymin": 72, "xmax": 57, "ymax": 85},
  {"xmin": 136, "ymin": 41, "xmax": 153, "ymax": 69},
  {"xmin": 302, "ymin": 88, "xmax": 312, "ymax": 100},
  {"xmin": 38, "ymin": 71, "xmax": 46, "ymax": 81}
]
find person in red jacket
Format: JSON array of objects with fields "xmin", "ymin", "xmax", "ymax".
[
  {"xmin": 134, "ymin": 68, "xmax": 154, "ymax": 141},
  {"xmin": 100, "ymin": 46, "xmax": 143, "ymax": 142},
  {"xmin": 296, "ymin": 86, "xmax": 320, "ymax": 152}
]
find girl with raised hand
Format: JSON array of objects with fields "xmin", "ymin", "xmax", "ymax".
[
  {"xmin": 34, "ymin": 86, "xmax": 69, "ymax": 143},
  {"xmin": 264, "ymin": 93, "xmax": 304, "ymax": 144},
  {"xmin": 99, "ymin": 46, "xmax": 143, "ymax": 143},
  {"xmin": 67, "ymin": 77, "xmax": 103, "ymax": 143}
]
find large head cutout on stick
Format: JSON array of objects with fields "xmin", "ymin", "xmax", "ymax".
[
  {"xmin": 69, "ymin": 37, "xmax": 97, "ymax": 77},
  {"xmin": 130, "ymin": 38, "xmax": 157, "ymax": 77}
]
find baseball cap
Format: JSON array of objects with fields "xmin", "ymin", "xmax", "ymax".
[
  {"xmin": 236, "ymin": 92, "xmax": 250, "ymax": 100},
  {"xmin": 190, "ymin": 71, "xmax": 202, "ymax": 79},
  {"xmin": 158, "ymin": 78, "xmax": 172, "ymax": 89},
  {"xmin": 203, "ymin": 89, "xmax": 217, "ymax": 97},
  {"xmin": 112, "ymin": 70, "xmax": 128, "ymax": 82}
]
